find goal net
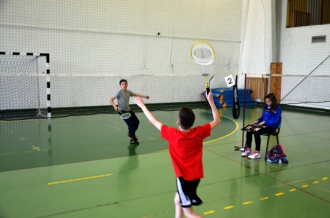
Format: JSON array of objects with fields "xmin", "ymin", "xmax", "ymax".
[{"xmin": 0, "ymin": 54, "xmax": 48, "ymax": 119}]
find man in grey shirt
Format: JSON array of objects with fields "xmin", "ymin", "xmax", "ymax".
[{"xmin": 110, "ymin": 79, "xmax": 149, "ymax": 145}]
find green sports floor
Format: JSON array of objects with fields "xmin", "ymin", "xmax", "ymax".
[{"xmin": 0, "ymin": 105, "xmax": 329, "ymax": 218}]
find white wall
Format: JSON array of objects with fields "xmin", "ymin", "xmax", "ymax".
[
  {"xmin": 1, "ymin": 0, "xmax": 328, "ymax": 109},
  {"xmin": 0, "ymin": 0, "xmax": 244, "ymax": 109},
  {"xmin": 241, "ymin": 0, "xmax": 329, "ymax": 108},
  {"xmin": 277, "ymin": 0, "xmax": 330, "ymax": 108}
]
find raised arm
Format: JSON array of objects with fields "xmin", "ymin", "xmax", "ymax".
[
  {"xmin": 134, "ymin": 96, "xmax": 162, "ymax": 130},
  {"xmin": 206, "ymin": 91, "xmax": 220, "ymax": 129},
  {"xmin": 134, "ymin": 93, "xmax": 149, "ymax": 99}
]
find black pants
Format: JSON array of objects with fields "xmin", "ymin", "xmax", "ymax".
[
  {"xmin": 245, "ymin": 126, "xmax": 275, "ymax": 151},
  {"xmin": 122, "ymin": 110, "xmax": 140, "ymax": 138}
]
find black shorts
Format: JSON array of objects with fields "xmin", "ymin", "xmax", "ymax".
[{"xmin": 176, "ymin": 177, "xmax": 203, "ymax": 208}]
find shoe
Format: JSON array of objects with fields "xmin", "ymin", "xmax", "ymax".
[
  {"xmin": 130, "ymin": 138, "xmax": 139, "ymax": 145},
  {"xmin": 248, "ymin": 151, "xmax": 261, "ymax": 159},
  {"xmin": 241, "ymin": 148, "xmax": 251, "ymax": 157}
]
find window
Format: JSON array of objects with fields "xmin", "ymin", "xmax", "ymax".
[{"xmin": 286, "ymin": 0, "xmax": 330, "ymax": 27}]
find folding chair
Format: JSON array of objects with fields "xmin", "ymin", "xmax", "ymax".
[{"xmin": 263, "ymin": 117, "xmax": 282, "ymax": 160}]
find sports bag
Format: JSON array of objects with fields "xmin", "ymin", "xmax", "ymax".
[{"xmin": 267, "ymin": 144, "xmax": 289, "ymax": 163}]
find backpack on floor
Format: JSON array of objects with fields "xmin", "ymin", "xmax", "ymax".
[{"xmin": 267, "ymin": 144, "xmax": 289, "ymax": 163}]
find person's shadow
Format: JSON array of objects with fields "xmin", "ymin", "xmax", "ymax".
[
  {"xmin": 241, "ymin": 158, "xmax": 289, "ymax": 201},
  {"xmin": 128, "ymin": 144, "xmax": 138, "ymax": 157},
  {"xmin": 116, "ymin": 145, "xmax": 140, "ymax": 201}
]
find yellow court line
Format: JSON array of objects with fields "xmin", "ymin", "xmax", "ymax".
[
  {"xmin": 32, "ymin": 146, "xmax": 40, "ymax": 151},
  {"xmin": 275, "ymin": 192, "xmax": 284, "ymax": 196},
  {"xmin": 220, "ymin": 177, "xmax": 328, "ymax": 211},
  {"xmin": 204, "ymin": 115, "xmax": 239, "ymax": 144},
  {"xmin": 142, "ymin": 113, "xmax": 239, "ymax": 145},
  {"xmin": 203, "ymin": 210, "xmax": 215, "ymax": 215},
  {"xmin": 223, "ymin": 205, "xmax": 234, "ymax": 210},
  {"xmin": 48, "ymin": 173, "xmax": 113, "ymax": 186}
]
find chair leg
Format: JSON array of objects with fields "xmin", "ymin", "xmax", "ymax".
[
  {"xmin": 276, "ymin": 135, "xmax": 279, "ymax": 144},
  {"xmin": 265, "ymin": 136, "xmax": 270, "ymax": 160}
]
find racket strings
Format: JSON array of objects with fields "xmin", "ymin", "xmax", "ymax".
[
  {"xmin": 194, "ymin": 48, "xmax": 212, "ymax": 59},
  {"xmin": 118, "ymin": 110, "xmax": 131, "ymax": 119}
]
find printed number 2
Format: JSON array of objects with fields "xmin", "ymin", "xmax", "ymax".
[{"xmin": 225, "ymin": 75, "xmax": 235, "ymax": 87}]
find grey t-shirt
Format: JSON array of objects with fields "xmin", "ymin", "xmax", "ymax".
[{"xmin": 113, "ymin": 90, "xmax": 134, "ymax": 111}]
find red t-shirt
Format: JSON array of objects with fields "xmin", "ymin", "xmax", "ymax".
[{"xmin": 161, "ymin": 123, "xmax": 211, "ymax": 181}]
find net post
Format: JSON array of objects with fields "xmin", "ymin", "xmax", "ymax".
[
  {"xmin": 41, "ymin": 53, "xmax": 51, "ymax": 119},
  {"xmin": 241, "ymin": 73, "xmax": 247, "ymax": 148}
]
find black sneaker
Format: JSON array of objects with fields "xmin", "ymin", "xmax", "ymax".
[{"xmin": 130, "ymin": 138, "xmax": 139, "ymax": 145}]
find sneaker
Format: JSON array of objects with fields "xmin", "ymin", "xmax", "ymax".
[
  {"xmin": 248, "ymin": 151, "xmax": 261, "ymax": 159},
  {"xmin": 130, "ymin": 138, "xmax": 139, "ymax": 145},
  {"xmin": 241, "ymin": 148, "xmax": 251, "ymax": 157}
]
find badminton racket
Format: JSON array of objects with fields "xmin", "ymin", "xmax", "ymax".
[
  {"xmin": 190, "ymin": 40, "xmax": 216, "ymax": 94},
  {"xmin": 232, "ymin": 75, "xmax": 240, "ymax": 119},
  {"xmin": 118, "ymin": 110, "xmax": 131, "ymax": 119}
]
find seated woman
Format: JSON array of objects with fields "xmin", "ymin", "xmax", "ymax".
[{"xmin": 241, "ymin": 93, "xmax": 282, "ymax": 159}]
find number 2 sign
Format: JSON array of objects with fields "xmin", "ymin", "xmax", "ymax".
[{"xmin": 225, "ymin": 75, "xmax": 235, "ymax": 87}]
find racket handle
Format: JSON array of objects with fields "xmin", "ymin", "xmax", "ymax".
[{"xmin": 206, "ymin": 87, "xmax": 210, "ymax": 94}]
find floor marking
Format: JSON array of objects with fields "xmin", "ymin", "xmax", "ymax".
[
  {"xmin": 203, "ymin": 210, "xmax": 215, "ymax": 215},
  {"xmin": 48, "ymin": 173, "xmax": 113, "ymax": 186},
  {"xmin": 20, "ymin": 137, "xmax": 25, "ymax": 140},
  {"xmin": 3, "ymin": 127, "xmax": 13, "ymax": 133},
  {"xmin": 110, "ymin": 126, "xmax": 120, "ymax": 130},
  {"xmin": 147, "ymin": 137, "xmax": 157, "ymax": 140},
  {"xmin": 289, "ymin": 178, "xmax": 315, "ymax": 184},
  {"xmin": 316, "ymin": 187, "xmax": 330, "ymax": 193},
  {"xmin": 108, "ymin": 121, "xmax": 124, "ymax": 126},
  {"xmin": 0, "ymin": 152, "xmax": 15, "ymax": 156},
  {"xmin": 275, "ymin": 192, "xmax": 284, "ymax": 196},
  {"xmin": 32, "ymin": 146, "xmax": 40, "ymax": 151},
  {"xmin": 202, "ymin": 115, "xmax": 239, "ymax": 144},
  {"xmin": 219, "ymin": 175, "xmax": 330, "ymax": 209}
]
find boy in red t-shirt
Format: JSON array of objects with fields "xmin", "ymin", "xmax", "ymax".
[{"xmin": 134, "ymin": 91, "xmax": 220, "ymax": 218}]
